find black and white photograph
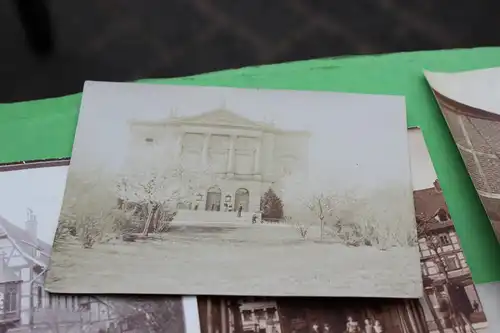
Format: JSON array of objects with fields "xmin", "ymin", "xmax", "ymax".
[
  {"xmin": 425, "ymin": 68, "xmax": 500, "ymax": 241},
  {"xmin": 195, "ymin": 128, "xmax": 493, "ymax": 333},
  {"xmin": 409, "ymin": 128, "xmax": 488, "ymax": 333},
  {"xmin": 45, "ymin": 82, "xmax": 421, "ymax": 297},
  {"xmin": 0, "ymin": 160, "xmax": 200, "ymax": 333}
]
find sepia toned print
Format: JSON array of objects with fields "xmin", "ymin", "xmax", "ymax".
[
  {"xmin": 425, "ymin": 69, "xmax": 500, "ymax": 241},
  {"xmin": 45, "ymin": 82, "xmax": 421, "ymax": 297},
  {"xmin": 0, "ymin": 160, "xmax": 198, "ymax": 333},
  {"xmin": 196, "ymin": 128, "xmax": 490, "ymax": 333}
]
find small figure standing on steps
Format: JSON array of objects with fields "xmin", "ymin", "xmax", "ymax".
[
  {"xmin": 252, "ymin": 212, "xmax": 257, "ymax": 224},
  {"xmin": 237, "ymin": 204, "xmax": 243, "ymax": 217}
]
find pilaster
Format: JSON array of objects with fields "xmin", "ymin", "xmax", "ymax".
[
  {"xmin": 227, "ymin": 135, "xmax": 237, "ymax": 175},
  {"xmin": 202, "ymin": 133, "xmax": 211, "ymax": 167}
]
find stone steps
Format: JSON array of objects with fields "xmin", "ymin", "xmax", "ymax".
[{"xmin": 175, "ymin": 209, "xmax": 251, "ymax": 223}]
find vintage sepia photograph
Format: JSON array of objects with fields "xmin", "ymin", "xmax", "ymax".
[
  {"xmin": 425, "ymin": 69, "xmax": 500, "ymax": 241},
  {"xmin": 195, "ymin": 128, "xmax": 491, "ymax": 333},
  {"xmin": 45, "ymin": 82, "xmax": 421, "ymax": 297},
  {"xmin": 0, "ymin": 160, "xmax": 200, "ymax": 333}
]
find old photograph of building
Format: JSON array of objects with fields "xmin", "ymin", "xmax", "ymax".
[
  {"xmin": 425, "ymin": 69, "xmax": 500, "ymax": 241},
  {"xmin": 195, "ymin": 128, "xmax": 492, "ymax": 333},
  {"xmin": 0, "ymin": 160, "xmax": 198, "ymax": 333},
  {"xmin": 45, "ymin": 82, "xmax": 421, "ymax": 297},
  {"xmin": 409, "ymin": 128, "xmax": 487, "ymax": 333}
]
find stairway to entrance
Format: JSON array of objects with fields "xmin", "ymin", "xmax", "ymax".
[{"xmin": 175, "ymin": 209, "xmax": 251, "ymax": 223}]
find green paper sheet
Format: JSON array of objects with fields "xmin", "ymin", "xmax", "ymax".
[{"xmin": 1, "ymin": 47, "xmax": 499, "ymax": 284}]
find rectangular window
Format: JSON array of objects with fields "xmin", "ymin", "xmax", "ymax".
[
  {"xmin": 242, "ymin": 310, "xmax": 252, "ymax": 321},
  {"xmin": 254, "ymin": 309, "xmax": 265, "ymax": 320},
  {"xmin": 5, "ymin": 285, "xmax": 18, "ymax": 312},
  {"xmin": 445, "ymin": 255, "xmax": 460, "ymax": 271},
  {"xmin": 235, "ymin": 152, "xmax": 254, "ymax": 175},
  {"xmin": 439, "ymin": 234, "xmax": 451, "ymax": 245}
]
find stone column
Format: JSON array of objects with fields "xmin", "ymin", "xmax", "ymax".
[
  {"xmin": 227, "ymin": 135, "xmax": 236, "ymax": 174},
  {"xmin": 175, "ymin": 132, "xmax": 184, "ymax": 163},
  {"xmin": 202, "ymin": 133, "xmax": 211, "ymax": 167},
  {"xmin": 262, "ymin": 133, "xmax": 275, "ymax": 177},
  {"xmin": 253, "ymin": 139, "xmax": 261, "ymax": 175}
]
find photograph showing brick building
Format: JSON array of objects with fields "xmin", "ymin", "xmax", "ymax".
[
  {"xmin": 424, "ymin": 70, "xmax": 500, "ymax": 240},
  {"xmin": 432, "ymin": 90, "xmax": 500, "ymax": 240}
]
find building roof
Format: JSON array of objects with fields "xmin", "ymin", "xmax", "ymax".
[
  {"xmin": 413, "ymin": 186, "xmax": 455, "ymax": 233},
  {"xmin": 0, "ymin": 215, "xmax": 51, "ymax": 267},
  {"xmin": 130, "ymin": 109, "xmax": 310, "ymax": 136},
  {"xmin": 413, "ymin": 187, "xmax": 447, "ymax": 219}
]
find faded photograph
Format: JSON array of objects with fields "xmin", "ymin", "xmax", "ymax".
[
  {"xmin": 46, "ymin": 82, "xmax": 420, "ymax": 297},
  {"xmin": 425, "ymin": 69, "xmax": 500, "ymax": 241},
  {"xmin": 195, "ymin": 128, "xmax": 490, "ymax": 333},
  {"xmin": 0, "ymin": 160, "xmax": 198, "ymax": 333}
]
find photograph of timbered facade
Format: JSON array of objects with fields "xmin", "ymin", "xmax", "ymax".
[
  {"xmin": 411, "ymin": 127, "xmax": 487, "ymax": 333},
  {"xmin": 0, "ymin": 211, "xmax": 147, "ymax": 333},
  {"xmin": 0, "ymin": 159, "xmax": 191, "ymax": 333},
  {"xmin": 414, "ymin": 182, "xmax": 487, "ymax": 333}
]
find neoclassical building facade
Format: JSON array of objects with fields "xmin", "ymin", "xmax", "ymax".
[{"xmin": 125, "ymin": 109, "xmax": 310, "ymax": 218}]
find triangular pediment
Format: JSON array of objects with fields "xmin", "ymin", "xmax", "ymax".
[{"xmin": 169, "ymin": 109, "xmax": 272, "ymax": 129}]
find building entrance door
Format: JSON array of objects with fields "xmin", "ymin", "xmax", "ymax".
[
  {"xmin": 234, "ymin": 188, "xmax": 250, "ymax": 212},
  {"xmin": 206, "ymin": 186, "xmax": 222, "ymax": 211}
]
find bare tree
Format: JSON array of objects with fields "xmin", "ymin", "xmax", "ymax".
[
  {"xmin": 280, "ymin": 180, "xmax": 360, "ymax": 243},
  {"xmin": 116, "ymin": 162, "xmax": 218, "ymax": 237},
  {"xmin": 55, "ymin": 172, "xmax": 117, "ymax": 249}
]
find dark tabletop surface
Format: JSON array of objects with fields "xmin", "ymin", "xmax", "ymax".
[{"xmin": 1, "ymin": 0, "xmax": 499, "ymax": 103}]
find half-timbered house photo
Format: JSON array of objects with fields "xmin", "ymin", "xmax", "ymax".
[
  {"xmin": 0, "ymin": 159, "xmax": 196, "ymax": 333},
  {"xmin": 196, "ymin": 128, "xmax": 491, "ymax": 333}
]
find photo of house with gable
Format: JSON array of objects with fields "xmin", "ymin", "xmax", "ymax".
[{"xmin": 0, "ymin": 159, "xmax": 190, "ymax": 333}]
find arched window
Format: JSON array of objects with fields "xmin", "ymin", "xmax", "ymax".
[
  {"xmin": 234, "ymin": 188, "xmax": 250, "ymax": 212},
  {"xmin": 206, "ymin": 186, "xmax": 222, "ymax": 211}
]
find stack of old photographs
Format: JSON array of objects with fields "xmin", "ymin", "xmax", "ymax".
[{"xmin": 0, "ymin": 82, "xmax": 495, "ymax": 332}]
